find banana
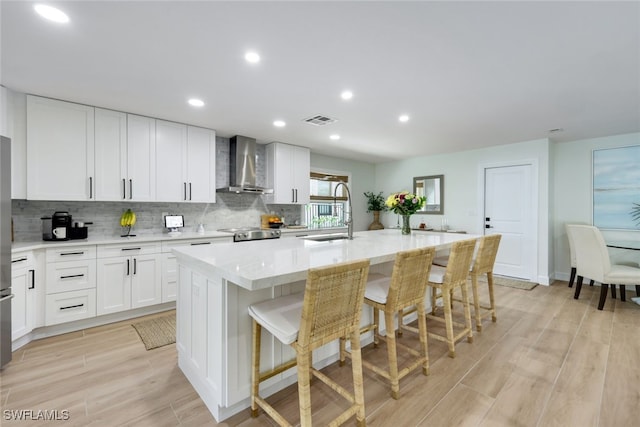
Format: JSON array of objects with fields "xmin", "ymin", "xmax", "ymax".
[{"xmin": 120, "ymin": 209, "xmax": 136, "ymax": 227}]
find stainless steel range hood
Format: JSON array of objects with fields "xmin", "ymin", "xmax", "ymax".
[{"xmin": 217, "ymin": 135, "xmax": 273, "ymax": 194}]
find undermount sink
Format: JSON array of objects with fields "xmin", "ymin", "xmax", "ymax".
[{"xmin": 302, "ymin": 233, "xmax": 351, "ymax": 242}]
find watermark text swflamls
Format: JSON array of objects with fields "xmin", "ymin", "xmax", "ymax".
[{"xmin": 3, "ymin": 409, "xmax": 70, "ymax": 421}]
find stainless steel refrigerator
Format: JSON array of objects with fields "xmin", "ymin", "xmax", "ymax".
[{"xmin": 1, "ymin": 136, "xmax": 12, "ymax": 368}]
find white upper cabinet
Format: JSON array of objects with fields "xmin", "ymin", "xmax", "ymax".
[
  {"xmin": 126, "ymin": 114, "xmax": 156, "ymax": 201},
  {"xmin": 155, "ymin": 123, "xmax": 216, "ymax": 203},
  {"xmin": 25, "ymin": 95, "xmax": 214, "ymax": 203},
  {"xmin": 27, "ymin": 96, "xmax": 95, "ymax": 200},
  {"xmin": 155, "ymin": 120, "xmax": 187, "ymax": 202},
  {"xmin": 186, "ymin": 126, "xmax": 216, "ymax": 203},
  {"xmin": 266, "ymin": 142, "xmax": 310, "ymax": 204},
  {"xmin": 94, "ymin": 108, "xmax": 127, "ymax": 201}
]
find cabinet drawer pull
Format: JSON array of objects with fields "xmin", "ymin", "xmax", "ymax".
[
  {"xmin": 121, "ymin": 247, "xmax": 141, "ymax": 251},
  {"xmin": 129, "ymin": 179, "xmax": 133, "ymax": 200},
  {"xmin": 291, "ymin": 188, "xmax": 295, "ymax": 203},
  {"xmin": 184, "ymin": 182, "xmax": 187, "ymax": 201},
  {"xmin": 189, "ymin": 182, "xmax": 192, "ymax": 201},
  {"xmin": 190, "ymin": 242, "xmax": 211, "ymax": 246},
  {"xmin": 122, "ymin": 178, "xmax": 126, "ymax": 199},
  {"xmin": 127, "ymin": 259, "xmax": 130, "ymax": 276},
  {"xmin": 60, "ymin": 274, "xmax": 85, "ymax": 279},
  {"xmin": 12, "ymin": 257, "xmax": 27, "ymax": 263},
  {"xmin": 133, "ymin": 258, "xmax": 137, "ymax": 275},
  {"xmin": 89, "ymin": 176, "xmax": 93, "ymax": 199},
  {"xmin": 29, "ymin": 269, "xmax": 35, "ymax": 289},
  {"xmin": 60, "ymin": 303, "xmax": 84, "ymax": 311},
  {"xmin": 61, "ymin": 251, "xmax": 85, "ymax": 256}
]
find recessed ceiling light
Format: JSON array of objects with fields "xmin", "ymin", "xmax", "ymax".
[
  {"xmin": 188, "ymin": 98, "xmax": 205, "ymax": 107},
  {"xmin": 399, "ymin": 115, "xmax": 410, "ymax": 123},
  {"xmin": 330, "ymin": 134, "xmax": 341, "ymax": 141},
  {"xmin": 273, "ymin": 120, "xmax": 286, "ymax": 127},
  {"xmin": 245, "ymin": 51, "xmax": 261, "ymax": 63},
  {"xmin": 34, "ymin": 4, "xmax": 69, "ymax": 23},
  {"xmin": 341, "ymin": 91, "xmax": 353, "ymax": 100}
]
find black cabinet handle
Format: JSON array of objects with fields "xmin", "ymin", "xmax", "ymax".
[
  {"xmin": 190, "ymin": 242, "xmax": 211, "ymax": 246},
  {"xmin": 126, "ymin": 259, "xmax": 130, "ymax": 276},
  {"xmin": 129, "ymin": 179, "xmax": 133, "ymax": 200},
  {"xmin": 121, "ymin": 247, "xmax": 141, "ymax": 251},
  {"xmin": 60, "ymin": 274, "xmax": 84, "ymax": 279},
  {"xmin": 184, "ymin": 182, "xmax": 187, "ymax": 201},
  {"xmin": 60, "ymin": 303, "xmax": 84, "ymax": 311},
  {"xmin": 189, "ymin": 182, "xmax": 192, "ymax": 200},
  {"xmin": 133, "ymin": 258, "xmax": 137, "ymax": 275},
  {"xmin": 295, "ymin": 188, "xmax": 298, "ymax": 203},
  {"xmin": 29, "ymin": 269, "xmax": 35, "ymax": 290},
  {"xmin": 292, "ymin": 189, "xmax": 295, "ymax": 203},
  {"xmin": 12, "ymin": 257, "xmax": 27, "ymax": 263},
  {"xmin": 89, "ymin": 177, "xmax": 93, "ymax": 199},
  {"xmin": 61, "ymin": 251, "xmax": 85, "ymax": 256},
  {"xmin": 122, "ymin": 179, "xmax": 126, "ymax": 199}
]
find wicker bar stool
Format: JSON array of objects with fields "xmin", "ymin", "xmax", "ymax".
[
  {"xmin": 425, "ymin": 238, "xmax": 477, "ymax": 358},
  {"xmin": 340, "ymin": 247, "xmax": 435, "ymax": 400},
  {"xmin": 248, "ymin": 259, "xmax": 370, "ymax": 427}
]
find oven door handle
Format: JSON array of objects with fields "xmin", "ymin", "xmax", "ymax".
[{"xmin": 0, "ymin": 294, "xmax": 15, "ymax": 303}]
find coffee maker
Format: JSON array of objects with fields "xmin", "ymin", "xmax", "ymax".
[{"xmin": 42, "ymin": 211, "xmax": 72, "ymax": 241}]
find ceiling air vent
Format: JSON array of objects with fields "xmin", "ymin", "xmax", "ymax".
[{"xmin": 303, "ymin": 115, "xmax": 338, "ymax": 126}]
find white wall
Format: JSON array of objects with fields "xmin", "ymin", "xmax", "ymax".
[
  {"xmin": 553, "ymin": 132, "xmax": 640, "ymax": 280},
  {"xmin": 374, "ymin": 138, "xmax": 552, "ymax": 284}
]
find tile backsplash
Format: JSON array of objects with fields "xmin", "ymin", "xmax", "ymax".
[{"xmin": 11, "ymin": 136, "xmax": 303, "ymax": 242}]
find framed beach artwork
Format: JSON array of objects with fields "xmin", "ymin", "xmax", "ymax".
[{"xmin": 592, "ymin": 145, "xmax": 640, "ymax": 230}]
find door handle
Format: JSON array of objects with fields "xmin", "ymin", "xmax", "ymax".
[
  {"xmin": 291, "ymin": 189, "xmax": 295, "ymax": 203},
  {"xmin": 295, "ymin": 188, "xmax": 298, "ymax": 203},
  {"xmin": 122, "ymin": 179, "xmax": 126, "ymax": 199},
  {"xmin": 133, "ymin": 258, "xmax": 137, "ymax": 275},
  {"xmin": 189, "ymin": 182, "xmax": 192, "ymax": 200},
  {"xmin": 126, "ymin": 259, "xmax": 130, "ymax": 276},
  {"xmin": 129, "ymin": 179, "xmax": 133, "ymax": 200},
  {"xmin": 89, "ymin": 177, "xmax": 93, "ymax": 199},
  {"xmin": 184, "ymin": 182, "xmax": 187, "ymax": 201},
  {"xmin": 29, "ymin": 269, "xmax": 35, "ymax": 289}
]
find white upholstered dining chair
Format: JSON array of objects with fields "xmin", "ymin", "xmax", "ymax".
[{"xmin": 568, "ymin": 224, "xmax": 640, "ymax": 310}]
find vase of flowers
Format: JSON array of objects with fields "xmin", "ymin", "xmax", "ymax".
[
  {"xmin": 386, "ymin": 191, "xmax": 426, "ymax": 235},
  {"xmin": 364, "ymin": 191, "xmax": 388, "ymax": 230}
]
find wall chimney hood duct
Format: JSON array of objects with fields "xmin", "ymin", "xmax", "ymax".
[{"xmin": 217, "ymin": 135, "xmax": 273, "ymax": 194}]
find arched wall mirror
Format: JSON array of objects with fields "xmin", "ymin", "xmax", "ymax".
[{"xmin": 413, "ymin": 175, "xmax": 444, "ymax": 214}]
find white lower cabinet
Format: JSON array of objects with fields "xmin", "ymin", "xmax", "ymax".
[
  {"xmin": 97, "ymin": 242, "xmax": 161, "ymax": 315},
  {"xmin": 11, "ymin": 252, "xmax": 36, "ymax": 340},
  {"xmin": 44, "ymin": 245, "xmax": 97, "ymax": 326}
]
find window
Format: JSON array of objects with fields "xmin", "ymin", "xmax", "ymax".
[{"xmin": 306, "ymin": 172, "xmax": 349, "ymax": 229}]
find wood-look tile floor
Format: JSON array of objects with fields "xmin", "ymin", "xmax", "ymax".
[{"xmin": 1, "ymin": 281, "xmax": 638, "ymax": 426}]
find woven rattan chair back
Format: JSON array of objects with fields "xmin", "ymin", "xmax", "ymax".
[
  {"xmin": 299, "ymin": 260, "xmax": 371, "ymax": 351},
  {"xmin": 443, "ymin": 239, "xmax": 477, "ymax": 290},
  {"xmin": 472, "ymin": 234, "xmax": 501, "ymax": 276},
  {"xmin": 387, "ymin": 247, "xmax": 436, "ymax": 309}
]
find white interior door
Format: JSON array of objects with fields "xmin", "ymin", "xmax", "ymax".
[{"xmin": 484, "ymin": 164, "xmax": 535, "ymax": 280}]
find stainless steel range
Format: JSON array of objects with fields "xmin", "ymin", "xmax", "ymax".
[{"xmin": 217, "ymin": 228, "xmax": 282, "ymax": 242}]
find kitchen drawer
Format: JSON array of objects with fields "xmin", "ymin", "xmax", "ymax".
[
  {"xmin": 161, "ymin": 237, "xmax": 230, "ymax": 253},
  {"xmin": 11, "ymin": 251, "xmax": 34, "ymax": 268},
  {"xmin": 97, "ymin": 242, "xmax": 161, "ymax": 258},
  {"xmin": 45, "ymin": 289, "xmax": 97, "ymax": 326},
  {"xmin": 46, "ymin": 259, "xmax": 97, "ymax": 294},
  {"xmin": 46, "ymin": 246, "xmax": 96, "ymax": 263}
]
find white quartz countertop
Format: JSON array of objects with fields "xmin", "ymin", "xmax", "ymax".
[
  {"xmin": 173, "ymin": 229, "xmax": 480, "ymax": 291},
  {"xmin": 11, "ymin": 226, "xmax": 346, "ymax": 253}
]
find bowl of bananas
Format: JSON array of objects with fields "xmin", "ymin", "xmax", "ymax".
[{"xmin": 120, "ymin": 209, "xmax": 137, "ymax": 237}]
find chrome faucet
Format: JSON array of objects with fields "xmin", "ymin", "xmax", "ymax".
[{"xmin": 334, "ymin": 181, "xmax": 353, "ymax": 239}]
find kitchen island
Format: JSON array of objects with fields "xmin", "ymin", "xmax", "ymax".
[{"xmin": 172, "ymin": 229, "xmax": 479, "ymax": 421}]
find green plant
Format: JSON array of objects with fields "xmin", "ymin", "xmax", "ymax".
[
  {"xmin": 364, "ymin": 191, "xmax": 388, "ymax": 212},
  {"xmin": 632, "ymin": 202, "xmax": 640, "ymax": 227}
]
